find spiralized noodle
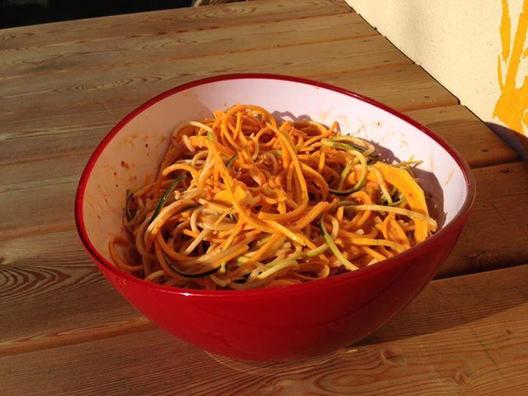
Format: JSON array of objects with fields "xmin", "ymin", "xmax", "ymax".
[{"xmin": 110, "ymin": 104, "xmax": 437, "ymax": 290}]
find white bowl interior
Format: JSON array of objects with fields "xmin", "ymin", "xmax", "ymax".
[{"xmin": 81, "ymin": 78, "xmax": 469, "ymax": 262}]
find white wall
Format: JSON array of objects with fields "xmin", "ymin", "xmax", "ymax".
[{"xmin": 346, "ymin": 0, "xmax": 528, "ymax": 152}]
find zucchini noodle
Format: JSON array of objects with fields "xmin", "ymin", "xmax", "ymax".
[{"xmin": 110, "ymin": 105, "xmax": 437, "ymax": 290}]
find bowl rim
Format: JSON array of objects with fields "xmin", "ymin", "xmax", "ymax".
[{"xmin": 75, "ymin": 73, "xmax": 476, "ymax": 299}]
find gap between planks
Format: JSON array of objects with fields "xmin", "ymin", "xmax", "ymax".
[{"xmin": 0, "ymin": 317, "xmax": 154, "ymax": 358}]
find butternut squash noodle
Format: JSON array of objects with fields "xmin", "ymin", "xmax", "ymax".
[{"xmin": 110, "ymin": 104, "xmax": 437, "ymax": 290}]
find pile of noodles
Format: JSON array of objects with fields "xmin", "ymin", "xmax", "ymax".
[{"xmin": 110, "ymin": 104, "xmax": 437, "ymax": 290}]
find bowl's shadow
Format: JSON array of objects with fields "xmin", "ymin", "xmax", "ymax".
[{"xmin": 204, "ymin": 267, "xmax": 527, "ymax": 372}]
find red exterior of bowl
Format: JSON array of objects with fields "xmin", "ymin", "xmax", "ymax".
[
  {"xmin": 76, "ymin": 74, "xmax": 475, "ymax": 362},
  {"xmin": 98, "ymin": 227, "xmax": 462, "ymax": 361}
]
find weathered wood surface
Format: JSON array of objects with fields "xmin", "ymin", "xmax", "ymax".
[
  {"xmin": 0, "ymin": 13, "xmax": 377, "ymax": 79},
  {"xmin": 1, "ymin": 0, "xmax": 526, "ymax": 394},
  {"xmin": 405, "ymin": 105, "xmax": 518, "ymax": 167},
  {"xmin": 0, "ymin": 0, "xmax": 351, "ymax": 51},
  {"xmin": 1, "ymin": 66, "xmax": 462, "ymax": 167},
  {"xmin": 442, "ymin": 162, "xmax": 528, "ymax": 277}
]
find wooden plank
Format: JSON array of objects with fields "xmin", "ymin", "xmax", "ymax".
[
  {"xmin": 0, "ymin": 245, "xmax": 151, "ymax": 357},
  {"xmin": 0, "ymin": 13, "xmax": 376, "ymax": 79},
  {"xmin": 439, "ymin": 162, "xmax": 528, "ymax": 277},
  {"xmin": 2, "ymin": 265, "xmax": 527, "ymax": 395},
  {"xmin": 0, "ymin": 64, "xmax": 454, "ymax": 163},
  {"xmin": 406, "ymin": 105, "xmax": 519, "ymax": 167},
  {"xmin": 2, "ymin": 103, "xmax": 504, "ymax": 170},
  {"xmin": 0, "ymin": 34, "xmax": 412, "ymax": 164},
  {"xmin": 0, "ymin": 165, "xmax": 79, "ymax": 236},
  {"xmin": 0, "ymin": 224, "xmax": 147, "ymax": 357},
  {"xmin": 320, "ymin": 65, "xmax": 458, "ymax": 111},
  {"xmin": 0, "ymin": 34, "xmax": 409, "ymax": 101},
  {"xmin": 0, "ymin": 0, "xmax": 351, "ymax": 51},
  {"xmin": 1, "ymin": 162, "xmax": 527, "ymax": 357},
  {"xmin": 0, "ymin": 111, "xmax": 110, "ymax": 166}
]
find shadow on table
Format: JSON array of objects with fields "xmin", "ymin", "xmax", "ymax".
[
  {"xmin": 486, "ymin": 122, "xmax": 528, "ymax": 160},
  {"xmin": 357, "ymin": 268, "xmax": 528, "ymax": 347},
  {"xmin": 204, "ymin": 267, "xmax": 528, "ymax": 375}
]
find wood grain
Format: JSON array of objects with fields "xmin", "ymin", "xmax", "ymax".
[
  {"xmin": 406, "ymin": 105, "xmax": 519, "ymax": 167},
  {"xmin": 440, "ymin": 162, "xmax": 528, "ymax": 277},
  {"xmin": 0, "ymin": 65, "xmax": 462, "ymax": 167},
  {"xmin": 0, "ymin": 34, "xmax": 409, "ymax": 157},
  {"xmin": 320, "ymin": 65, "xmax": 458, "ymax": 111},
  {"xmin": 1, "ymin": 0, "xmax": 526, "ymax": 393},
  {"xmin": 0, "ymin": 0, "xmax": 351, "ymax": 51},
  {"xmin": 0, "ymin": 35, "xmax": 409, "ymax": 102},
  {"xmin": 0, "ymin": 231, "xmax": 146, "ymax": 356},
  {"xmin": 2, "ymin": 265, "xmax": 527, "ymax": 395},
  {"xmin": 0, "ymin": 13, "xmax": 376, "ymax": 79}
]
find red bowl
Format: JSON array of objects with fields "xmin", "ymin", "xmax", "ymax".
[{"xmin": 75, "ymin": 74, "xmax": 475, "ymax": 361}]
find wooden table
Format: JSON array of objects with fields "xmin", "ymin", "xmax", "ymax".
[{"xmin": 1, "ymin": 1, "xmax": 527, "ymax": 394}]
